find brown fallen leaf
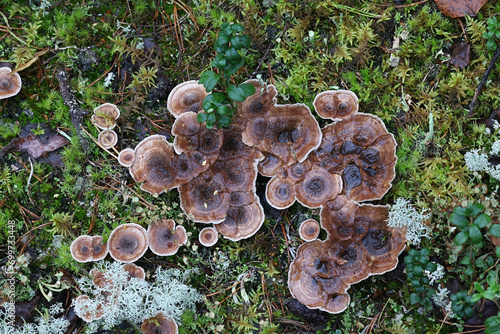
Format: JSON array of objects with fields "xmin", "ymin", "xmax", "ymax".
[
  {"xmin": 449, "ymin": 40, "xmax": 470, "ymax": 69},
  {"xmin": 434, "ymin": 0, "xmax": 488, "ymax": 18},
  {"xmin": 0, "ymin": 132, "xmax": 68, "ymax": 161}
]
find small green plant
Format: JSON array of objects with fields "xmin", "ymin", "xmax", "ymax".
[
  {"xmin": 483, "ymin": 16, "xmax": 500, "ymax": 52},
  {"xmin": 450, "ymin": 202, "xmax": 494, "ymax": 246},
  {"xmin": 472, "ymin": 271, "xmax": 500, "ymax": 303},
  {"xmin": 485, "ymin": 312, "xmax": 500, "ymax": 334},
  {"xmin": 198, "ymin": 22, "xmax": 255, "ymax": 129},
  {"xmin": 405, "ymin": 248, "xmax": 437, "ymax": 311},
  {"xmin": 449, "ymin": 290, "xmax": 475, "ymax": 319}
]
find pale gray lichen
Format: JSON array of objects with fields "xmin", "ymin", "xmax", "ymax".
[
  {"xmin": 387, "ymin": 198, "xmax": 430, "ymax": 246},
  {"xmin": 0, "ymin": 303, "xmax": 69, "ymax": 334},
  {"xmin": 73, "ymin": 261, "xmax": 200, "ymax": 333}
]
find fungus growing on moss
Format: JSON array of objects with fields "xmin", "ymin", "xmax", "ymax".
[
  {"xmin": 288, "ymin": 200, "xmax": 406, "ymax": 314},
  {"xmin": 108, "ymin": 223, "xmax": 149, "ymax": 263},
  {"xmin": 198, "ymin": 227, "xmax": 219, "ymax": 247},
  {"xmin": 299, "ymin": 219, "xmax": 321, "ymax": 242},
  {"xmin": 91, "ymin": 236, "xmax": 109, "ymax": 261},
  {"xmin": 70, "ymin": 235, "xmax": 94, "ymax": 263},
  {"xmin": 148, "ymin": 218, "xmax": 187, "ymax": 256},
  {"xmin": 98, "ymin": 129, "xmax": 118, "ymax": 148},
  {"xmin": 118, "ymin": 148, "xmax": 135, "ymax": 167},
  {"xmin": 92, "ymin": 103, "xmax": 121, "ymax": 130},
  {"xmin": 215, "ymin": 200, "xmax": 265, "ymax": 241},
  {"xmin": 141, "ymin": 312, "xmax": 178, "ymax": 334},
  {"xmin": 0, "ymin": 67, "xmax": 21, "ymax": 99},
  {"xmin": 313, "ymin": 90, "xmax": 358, "ymax": 120},
  {"xmin": 167, "ymin": 80, "xmax": 208, "ymax": 118}
]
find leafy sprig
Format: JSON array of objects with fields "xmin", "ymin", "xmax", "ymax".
[
  {"xmin": 483, "ymin": 16, "xmax": 500, "ymax": 52},
  {"xmin": 198, "ymin": 23, "xmax": 255, "ymax": 129}
]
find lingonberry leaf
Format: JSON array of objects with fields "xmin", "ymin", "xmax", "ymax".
[{"xmin": 199, "ymin": 71, "xmax": 220, "ymax": 91}]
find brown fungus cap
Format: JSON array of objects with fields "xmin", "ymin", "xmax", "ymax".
[
  {"xmin": 179, "ymin": 172, "xmax": 230, "ymax": 224},
  {"xmin": 265, "ymin": 177, "xmax": 296, "ymax": 209},
  {"xmin": 141, "ymin": 312, "xmax": 178, "ymax": 334},
  {"xmin": 0, "ymin": 67, "xmax": 21, "ymax": 99},
  {"xmin": 242, "ymin": 103, "xmax": 321, "ymax": 165},
  {"xmin": 148, "ymin": 218, "xmax": 187, "ymax": 256},
  {"xmin": 91, "ymin": 236, "xmax": 108, "ymax": 261},
  {"xmin": 294, "ymin": 165, "xmax": 342, "ymax": 209},
  {"xmin": 313, "ymin": 90, "xmax": 358, "ymax": 120},
  {"xmin": 215, "ymin": 201, "xmax": 265, "ymax": 241},
  {"xmin": 74, "ymin": 295, "xmax": 107, "ymax": 322},
  {"xmin": 108, "ymin": 223, "xmax": 148, "ymax": 263},
  {"xmin": 299, "ymin": 219, "xmax": 321, "ymax": 242},
  {"xmin": 118, "ymin": 148, "xmax": 135, "ymax": 167},
  {"xmin": 199, "ymin": 227, "xmax": 219, "ymax": 247},
  {"xmin": 98, "ymin": 129, "xmax": 118, "ymax": 148},
  {"xmin": 129, "ymin": 135, "xmax": 179, "ymax": 194},
  {"xmin": 92, "ymin": 103, "xmax": 120, "ymax": 130},
  {"xmin": 122, "ymin": 263, "xmax": 146, "ymax": 280},
  {"xmin": 236, "ymin": 79, "xmax": 277, "ymax": 120},
  {"xmin": 70, "ymin": 235, "xmax": 94, "ymax": 263},
  {"xmin": 167, "ymin": 80, "xmax": 208, "ymax": 118}
]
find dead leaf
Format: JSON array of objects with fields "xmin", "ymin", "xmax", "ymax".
[
  {"xmin": 0, "ymin": 132, "xmax": 68, "ymax": 161},
  {"xmin": 449, "ymin": 41, "xmax": 470, "ymax": 69},
  {"xmin": 434, "ymin": 0, "xmax": 488, "ymax": 18}
]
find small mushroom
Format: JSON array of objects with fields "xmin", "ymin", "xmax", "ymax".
[
  {"xmin": 91, "ymin": 236, "xmax": 108, "ymax": 261},
  {"xmin": 299, "ymin": 219, "xmax": 321, "ymax": 242},
  {"xmin": 92, "ymin": 103, "xmax": 121, "ymax": 129},
  {"xmin": 294, "ymin": 165, "xmax": 342, "ymax": 208},
  {"xmin": 265, "ymin": 177, "xmax": 296, "ymax": 209},
  {"xmin": 141, "ymin": 312, "xmax": 178, "ymax": 334},
  {"xmin": 74, "ymin": 295, "xmax": 106, "ymax": 322},
  {"xmin": 148, "ymin": 218, "xmax": 187, "ymax": 256},
  {"xmin": 0, "ymin": 67, "xmax": 21, "ymax": 99},
  {"xmin": 108, "ymin": 223, "xmax": 149, "ymax": 263},
  {"xmin": 70, "ymin": 235, "xmax": 94, "ymax": 263},
  {"xmin": 198, "ymin": 227, "xmax": 219, "ymax": 247},
  {"xmin": 215, "ymin": 201, "xmax": 265, "ymax": 241},
  {"xmin": 118, "ymin": 148, "xmax": 135, "ymax": 167},
  {"xmin": 167, "ymin": 80, "xmax": 208, "ymax": 118},
  {"xmin": 122, "ymin": 263, "xmax": 146, "ymax": 280},
  {"xmin": 313, "ymin": 90, "xmax": 358, "ymax": 120},
  {"xmin": 98, "ymin": 129, "xmax": 118, "ymax": 148}
]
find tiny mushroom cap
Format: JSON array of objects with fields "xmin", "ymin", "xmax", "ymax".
[
  {"xmin": 74, "ymin": 295, "xmax": 106, "ymax": 322},
  {"xmin": 299, "ymin": 219, "xmax": 321, "ymax": 242},
  {"xmin": 313, "ymin": 90, "xmax": 358, "ymax": 120},
  {"xmin": 91, "ymin": 236, "xmax": 108, "ymax": 261},
  {"xmin": 167, "ymin": 80, "xmax": 208, "ymax": 118},
  {"xmin": 70, "ymin": 235, "xmax": 94, "ymax": 263},
  {"xmin": 98, "ymin": 129, "xmax": 118, "ymax": 148},
  {"xmin": 0, "ymin": 67, "xmax": 21, "ymax": 99},
  {"xmin": 148, "ymin": 218, "xmax": 187, "ymax": 256},
  {"xmin": 265, "ymin": 177, "xmax": 296, "ymax": 209},
  {"xmin": 141, "ymin": 312, "xmax": 178, "ymax": 334},
  {"xmin": 122, "ymin": 263, "xmax": 146, "ymax": 280},
  {"xmin": 108, "ymin": 223, "xmax": 149, "ymax": 263},
  {"xmin": 215, "ymin": 201, "xmax": 265, "ymax": 241},
  {"xmin": 118, "ymin": 148, "xmax": 135, "ymax": 167},
  {"xmin": 198, "ymin": 227, "xmax": 219, "ymax": 247},
  {"xmin": 92, "ymin": 103, "xmax": 121, "ymax": 129}
]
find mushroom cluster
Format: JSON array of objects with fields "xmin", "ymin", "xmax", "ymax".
[
  {"xmin": 70, "ymin": 235, "xmax": 108, "ymax": 263},
  {"xmin": 116, "ymin": 79, "xmax": 404, "ymax": 314}
]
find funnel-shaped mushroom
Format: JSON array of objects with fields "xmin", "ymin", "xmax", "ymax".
[
  {"xmin": 299, "ymin": 219, "xmax": 321, "ymax": 242},
  {"xmin": 167, "ymin": 80, "xmax": 208, "ymax": 118},
  {"xmin": 313, "ymin": 90, "xmax": 358, "ymax": 120},
  {"xmin": 98, "ymin": 129, "xmax": 118, "ymax": 148},
  {"xmin": 198, "ymin": 227, "xmax": 219, "ymax": 247},
  {"xmin": 118, "ymin": 148, "xmax": 135, "ymax": 167},
  {"xmin": 148, "ymin": 218, "xmax": 187, "ymax": 256},
  {"xmin": 311, "ymin": 114, "xmax": 397, "ymax": 202},
  {"xmin": 108, "ymin": 223, "xmax": 148, "ymax": 263},
  {"xmin": 0, "ymin": 67, "xmax": 21, "ymax": 99},
  {"xmin": 92, "ymin": 103, "xmax": 120, "ymax": 130},
  {"xmin": 141, "ymin": 312, "xmax": 178, "ymax": 334},
  {"xmin": 129, "ymin": 135, "xmax": 179, "ymax": 194}
]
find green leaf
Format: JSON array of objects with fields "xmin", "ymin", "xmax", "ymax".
[
  {"xmin": 202, "ymin": 92, "xmax": 228, "ymax": 110},
  {"xmin": 454, "ymin": 207, "xmax": 471, "ymax": 217},
  {"xmin": 471, "ymin": 293, "xmax": 482, "ymax": 303},
  {"xmin": 486, "ymin": 272, "xmax": 497, "ymax": 288},
  {"xmin": 490, "ymin": 224, "xmax": 500, "ymax": 238},
  {"xmin": 225, "ymin": 47, "xmax": 242, "ymax": 62},
  {"xmin": 468, "ymin": 202, "xmax": 484, "ymax": 216},
  {"xmin": 217, "ymin": 114, "xmax": 232, "ymax": 127},
  {"xmin": 239, "ymin": 82, "xmax": 256, "ymax": 97},
  {"xmin": 425, "ymin": 262, "xmax": 437, "ymax": 272},
  {"xmin": 484, "ymin": 291, "xmax": 496, "ymax": 300},
  {"xmin": 231, "ymin": 23, "xmax": 245, "ymax": 32},
  {"xmin": 231, "ymin": 35, "xmax": 251, "ymax": 49},
  {"xmin": 450, "ymin": 213, "xmax": 469, "ymax": 228},
  {"xmin": 197, "ymin": 112, "xmax": 207, "ymax": 123},
  {"xmin": 409, "ymin": 293, "xmax": 421, "ymax": 305},
  {"xmin": 212, "ymin": 53, "xmax": 227, "ymax": 69},
  {"xmin": 469, "ymin": 224, "xmax": 482, "ymax": 244},
  {"xmin": 227, "ymin": 84, "xmax": 248, "ymax": 102},
  {"xmin": 474, "ymin": 213, "xmax": 491, "ymax": 228},
  {"xmin": 207, "ymin": 112, "xmax": 216, "ymax": 124},
  {"xmin": 224, "ymin": 57, "xmax": 245, "ymax": 77},
  {"xmin": 465, "ymin": 267, "xmax": 474, "ymax": 276},
  {"xmin": 220, "ymin": 23, "xmax": 232, "ymax": 36},
  {"xmin": 496, "ymin": 246, "xmax": 500, "ymax": 258},
  {"xmin": 454, "ymin": 231, "xmax": 469, "ymax": 245},
  {"xmin": 474, "ymin": 282, "xmax": 485, "ymax": 293},
  {"xmin": 199, "ymin": 71, "xmax": 220, "ymax": 91},
  {"xmin": 215, "ymin": 35, "xmax": 229, "ymax": 52},
  {"xmin": 217, "ymin": 105, "xmax": 230, "ymax": 115},
  {"xmin": 460, "ymin": 256, "xmax": 472, "ymax": 265},
  {"xmin": 485, "ymin": 315, "xmax": 500, "ymax": 327}
]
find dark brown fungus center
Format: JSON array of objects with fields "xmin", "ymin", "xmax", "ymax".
[
  {"xmin": 0, "ymin": 78, "xmax": 11, "ymax": 89},
  {"xmin": 306, "ymin": 177, "xmax": 325, "ymax": 194},
  {"xmin": 117, "ymin": 236, "xmax": 138, "ymax": 253},
  {"xmin": 80, "ymin": 245, "xmax": 89, "ymax": 254},
  {"xmin": 362, "ymin": 229, "xmax": 391, "ymax": 256},
  {"xmin": 341, "ymin": 141, "xmax": 362, "ymax": 155},
  {"xmin": 360, "ymin": 148, "xmax": 380, "ymax": 164},
  {"xmin": 342, "ymin": 163, "xmax": 362, "ymax": 192}
]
